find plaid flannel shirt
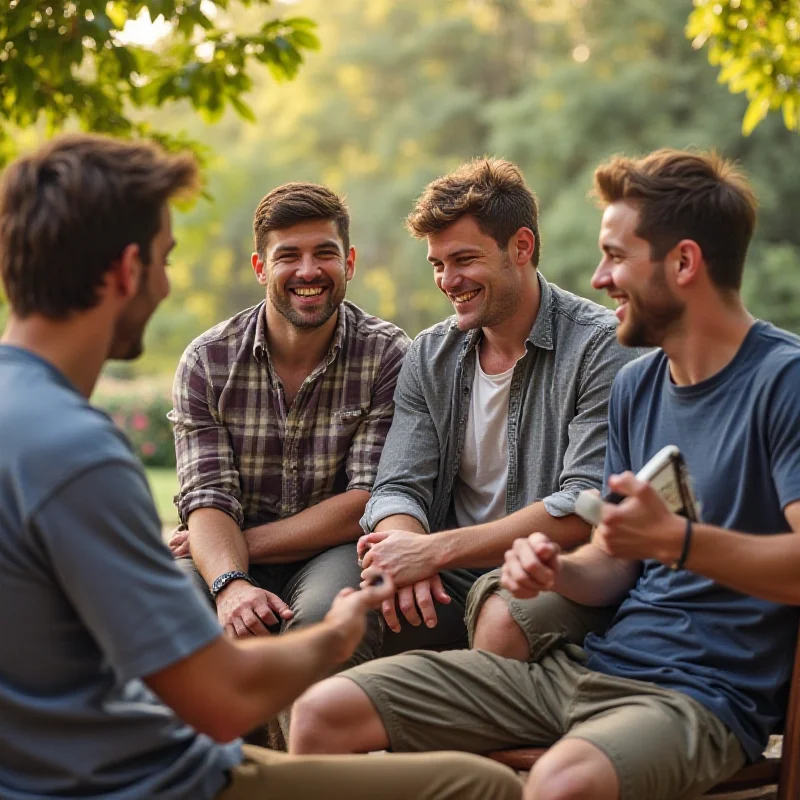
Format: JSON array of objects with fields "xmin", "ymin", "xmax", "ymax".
[{"xmin": 169, "ymin": 300, "xmax": 409, "ymax": 528}]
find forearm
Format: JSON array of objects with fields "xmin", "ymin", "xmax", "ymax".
[
  {"xmin": 681, "ymin": 525, "xmax": 800, "ymax": 605},
  {"xmin": 374, "ymin": 514, "xmax": 428, "ymax": 535},
  {"xmin": 432, "ymin": 502, "xmax": 591, "ymax": 570},
  {"xmin": 188, "ymin": 507, "xmax": 249, "ymax": 588},
  {"xmin": 148, "ymin": 620, "xmax": 347, "ymax": 742},
  {"xmin": 554, "ymin": 543, "xmax": 640, "ymax": 606},
  {"xmin": 246, "ymin": 490, "xmax": 370, "ymax": 564},
  {"xmin": 227, "ymin": 620, "xmax": 346, "ymax": 730}
]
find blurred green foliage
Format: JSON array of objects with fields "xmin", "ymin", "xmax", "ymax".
[
  {"xmin": 0, "ymin": 0, "xmax": 319, "ymax": 166},
  {"xmin": 2, "ymin": 0, "xmax": 799, "ymax": 383},
  {"xmin": 114, "ymin": 0, "xmax": 799, "ymax": 382},
  {"xmin": 688, "ymin": 0, "xmax": 800, "ymax": 135}
]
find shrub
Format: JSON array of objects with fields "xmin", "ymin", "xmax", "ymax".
[{"xmin": 94, "ymin": 379, "xmax": 176, "ymax": 468}]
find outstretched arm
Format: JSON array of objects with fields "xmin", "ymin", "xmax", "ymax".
[{"xmin": 146, "ymin": 579, "xmax": 395, "ymax": 742}]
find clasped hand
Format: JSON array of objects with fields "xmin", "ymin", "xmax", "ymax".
[{"xmin": 358, "ymin": 531, "xmax": 449, "ymax": 632}]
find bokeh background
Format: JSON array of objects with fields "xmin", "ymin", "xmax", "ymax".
[{"xmin": 4, "ymin": 0, "xmax": 800, "ymax": 521}]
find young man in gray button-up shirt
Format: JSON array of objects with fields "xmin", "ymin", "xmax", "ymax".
[{"xmin": 358, "ymin": 158, "xmax": 638, "ymax": 654}]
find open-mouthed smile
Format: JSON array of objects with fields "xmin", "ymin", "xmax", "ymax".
[{"xmin": 451, "ymin": 289, "xmax": 481, "ymax": 304}]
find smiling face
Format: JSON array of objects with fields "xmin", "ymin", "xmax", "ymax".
[
  {"xmin": 427, "ymin": 215, "xmax": 523, "ymax": 332},
  {"xmin": 254, "ymin": 218, "xmax": 355, "ymax": 330},
  {"xmin": 592, "ymin": 201, "xmax": 684, "ymax": 348}
]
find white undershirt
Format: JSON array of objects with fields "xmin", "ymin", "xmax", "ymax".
[{"xmin": 453, "ymin": 352, "xmax": 515, "ymax": 528}]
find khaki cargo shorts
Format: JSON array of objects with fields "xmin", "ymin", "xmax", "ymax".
[{"xmin": 342, "ymin": 571, "xmax": 745, "ymax": 800}]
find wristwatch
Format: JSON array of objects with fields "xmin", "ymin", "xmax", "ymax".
[{"xmin": 210, "ymin": 570, "xmax": 256, "ymax": 599}]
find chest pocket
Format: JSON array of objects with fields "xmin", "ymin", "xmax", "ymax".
[{"xmin": 331, "ymin": 406, "xmax": 368, "ymax": 431}]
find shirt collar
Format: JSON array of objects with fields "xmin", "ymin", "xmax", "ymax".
[
  {"xmin": 527, "ymin": 271, "xmax": 554, "ymax": 351},
  {"xmin": 252, "ymin": 300, "xmax": 348, "ymax": 367}
]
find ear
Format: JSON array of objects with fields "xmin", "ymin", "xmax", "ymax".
[
  {"xmin": 671, "ymin": 239, "xmax": 704, "ymax": 289},
  {"xmin": 109, "ymin": 243, "xmax": 142, "ymax": 301},
  {"xmin": 252, "ymin": 252, "xmax": 268, "ymax": 286},
  {"xmin": 510, "ymin": 227, "xmax": 536, "ymax": 268},
  {"xmin": 345, "ymin": 246, "xmax": 356, "ymax": 282}
]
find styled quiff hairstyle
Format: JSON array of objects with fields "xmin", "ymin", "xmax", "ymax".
[
  {"xmin": 406, "ymin": 157, "xmax": 541, "ymax": 267},
  {"xmin": 253, "ymin": 182, "xmax": 350, "ymax": 257},
  {"xmin": 593, "ymin": 148, "xmax": 757, "ymax": 291},
  {"xmin": 0, "ymin": 133, "xmax": 198, "ymax": 319}
]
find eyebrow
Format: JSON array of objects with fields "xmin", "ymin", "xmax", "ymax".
[
  {"xmin": 273, "ymin": 239, "xmax": 342, "ymax": 256},
  {"xmin": 427, "ymin": 247, "xmax": 483, "ymax": 264}
]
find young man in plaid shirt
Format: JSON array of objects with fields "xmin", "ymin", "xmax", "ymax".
[{"xmin": 168, "ymin": 184, "xmax": 409, "ymax": 684}]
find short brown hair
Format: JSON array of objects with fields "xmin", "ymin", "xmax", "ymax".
[
  {"xmin": 0, "ymin": 133, "xmax": 198, "ymax": 319},
  {"xmin": 406, "ymin": 157, "xmax": 541, "ymax": 267},
  {"xmin": 253, "ymin": 183, "xmax": 350, "ymax": 256},
  {"xmin": 593, "ymin": 149, "xmax": 757, "ymax": 291}
]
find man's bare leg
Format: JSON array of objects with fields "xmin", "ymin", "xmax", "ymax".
[
  {"xmin": 289, "ymin": 677, "xmax": 389, "ymax": 755},
  {"xmin": 524, "ymin": 738, "xmax": 619, "ymax": 800},
  {"xmin": 471, "ymin": 593, "xmax": 530, "ymax": 660}
]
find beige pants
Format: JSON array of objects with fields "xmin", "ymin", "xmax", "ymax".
[{"xmin": 218, "ymin": 744, "xmax": 523, "ymax": 800}]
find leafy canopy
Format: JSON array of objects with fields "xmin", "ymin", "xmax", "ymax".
[
  {"xmin": 688, "ymin": 0, "xmax": 800, "ymax": 134},
  {"xmin": 0, "ymin": 0, "xmax": 319, "ymax": 163}
]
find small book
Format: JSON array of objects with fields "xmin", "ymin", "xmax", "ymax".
[{"xmin": 575, "ymin": 445, "xmax": 700, "ymax": 526}]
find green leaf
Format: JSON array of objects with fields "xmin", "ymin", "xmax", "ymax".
[
  {"xmin": 228, "ymin": 94, "xmax": 256, "ymax": 122},
  {"xmin": 742, "ymin": 95, "xmax": 769, "ymax": 135}
]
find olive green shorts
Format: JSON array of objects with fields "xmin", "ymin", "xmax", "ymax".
[{"xmin": 343, "ymin": 571, "xmax": 745, "ymax": 800}]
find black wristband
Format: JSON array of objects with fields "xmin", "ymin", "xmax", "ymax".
[
  {"xmin": 210, "ymin": 569, "xmax": 256, "ymax": 598},
  {"xmin": 671, "ymin": 518, "xmax": 693, "ymax": 571}
]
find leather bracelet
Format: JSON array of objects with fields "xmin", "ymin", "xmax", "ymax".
[
  {"xmin": 671, "ymin": 518, "xmax": 693, "ymax": 571},
  {"xmin": 210, "ymin": 569, "xmax": 256, "ymax": 599}
]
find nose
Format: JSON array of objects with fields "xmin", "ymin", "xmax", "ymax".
[
  {"xmin": 591, "ymin": 257, "xmax": 612, "ymax": 291},
  {"xmin": 438, "ymin": 263, "xmax": 462, "ymax": 294},
  {"xmin": 295, "ymin": 255, "xmax": 321, "ymax": 282}
]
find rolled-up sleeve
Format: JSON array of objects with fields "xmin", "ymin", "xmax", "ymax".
[
  {"xmin": 168, "ymin": 346, "xmax": 243, "ymax": 527},
  {"xmin": 361, "ymin": 344, "xmax": 440, "ymax": 533},
  {"xmin": 346, "ymin": 336, "xmax": 409, "ymax": 492},
  {"xmin": 543, "ymin": 329, "xmax": 635, "ymax": 517}
]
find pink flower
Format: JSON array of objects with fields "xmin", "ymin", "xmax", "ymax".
[
  {"xmin": 132, "ymin": 413, "xmax": 149, "ymax": 431},
  {"xmin": 141, "ymin": 442, "xmax": 156, "ymax": 457}
]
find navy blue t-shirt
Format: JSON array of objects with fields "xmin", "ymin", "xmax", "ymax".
[{"xmin": 584, "ymin": 321, "xmax": 800, "ymax": 762}]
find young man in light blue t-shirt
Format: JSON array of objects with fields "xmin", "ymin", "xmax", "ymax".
[
  {"xmin": 291, "ymin": 149, "xmax": 800, "ymax": 800},
  {"xmin": 0, "ymin": 135, "xmax": 521, "ymax": 800}
]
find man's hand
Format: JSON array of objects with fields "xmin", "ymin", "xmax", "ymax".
[
  {"xmin": 368, "ymin": 575, "xmax": 451, "ymax": 633},
  {"xmin": 358, "ymin": 530, "xmax": 441, "ymax": 586},
  {"xmin": 168, "ymin": 526, "xmax": 191, "ymax": 558},
  {"xmin": 323, "ymin": 576, "xmax": 396, "ymax": 662},
  {"xmin": 500, "ymin": 533, "xmax": 561, "ymax": 599},
  {"xmin": 215, "ymin": 581, "xmax": 294, "ymax": 638},
  {"xmin": 593, "ymin": 472, "xmax": 684, "ymax": 563}
]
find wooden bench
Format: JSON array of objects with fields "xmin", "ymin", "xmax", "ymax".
[{"xmin": 487, "ymin": 621, "xmax": 800, "ymax": 799}]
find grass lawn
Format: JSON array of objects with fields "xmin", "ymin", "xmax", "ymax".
[{"xmin": 145, "ymin": 466, "xmax": 180, "ymax": 526}]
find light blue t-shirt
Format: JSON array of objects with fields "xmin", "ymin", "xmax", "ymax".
[
  {"xmin": 0, "ymin": 347, "xmax": 242, "ymax": 798},
  {"xmin": 585, "ymin": 321, "xmax": 800, "ymax": 762}
]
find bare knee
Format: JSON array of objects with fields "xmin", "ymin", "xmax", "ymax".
[
  {"xmin": 472, "ymin": 594, "xmax": 529, "ymax": 660},
  {"xmin": 289, "ymin": 676, "xmax": 389, "ymax": 755},
  {"xmin": 525, "ymin": 741, "xmax": 619, "ymax": 800}
]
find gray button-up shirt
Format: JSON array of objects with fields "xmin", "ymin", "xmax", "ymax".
[{"xmin": 361, "ymin": 273, "xmax": 640, "ymax": 534}]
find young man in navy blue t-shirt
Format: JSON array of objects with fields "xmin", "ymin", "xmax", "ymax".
[{"xmin": 292, "ymin": 149, "xmax": 800, "ymax": 800}]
